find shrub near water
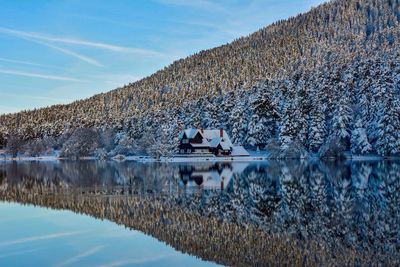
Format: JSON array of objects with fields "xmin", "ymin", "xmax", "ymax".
[{"xmin": 60, "ymin": 128, "xmax": 101, "ymax": 158}]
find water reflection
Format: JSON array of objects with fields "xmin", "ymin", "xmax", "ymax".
[
  {"xmin": 178, "ymin": 162, "xmax": 248, "ymax": 189},
  {"xmin": 0, "ymin": 202, "xmax": 218, "ymax": 267},
  {"xmin": 0, "ymin": 160, "xmax": 399, "ymax": 266}
]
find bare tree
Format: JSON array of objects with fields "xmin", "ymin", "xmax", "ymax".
[
  {"xmin": 144, "ymin": 129, "xmax": 174, "ymax": 159},
  {"xmin": 24, "ymin": 138, "xmax": 46, "ymax": 157},
  {"xmin": 0, "ymin": 132, "xmax": 5, "ymax": 149},
  {"xmin": 5, "ymin": 136, "xmax": 24, "ymax": 158},
  {"xmin": 112, "ymin": 134, "xmax": 138, "ymax": 156},
  {"xmin": 60, "ymin": 128, "xmax": 101, "ymax": 158},
  {"xmin": 100, "ymin": 129, "xmax": 116, "ymax": 152}
]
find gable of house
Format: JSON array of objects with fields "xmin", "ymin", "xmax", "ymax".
[{"xmin": 191, "ymin": 132, "xmax": 204, "ymax": 144}]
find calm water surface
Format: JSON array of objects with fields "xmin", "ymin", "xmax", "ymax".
[
  {"xmin": 0, "ymin": 202, "xmax": 218, "ymax": 267},
  {"xmin": 0, "ymin": 160, "xmax": 399, "ymax": 266}
]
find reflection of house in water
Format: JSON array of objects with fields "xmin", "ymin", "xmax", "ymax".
[{"xmin": 178, "ymin": 162, "xmax": 249, "ymax": 189}]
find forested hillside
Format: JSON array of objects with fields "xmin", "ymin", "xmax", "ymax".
[{"xmin": 0, "ymin": 0, "xmax": 399, "ymax": 158}]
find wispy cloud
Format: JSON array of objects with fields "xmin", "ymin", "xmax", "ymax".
[
  {"xmin": 0, "ymin": 26, "xmax": 163, "ymax": 57},
  {"xmin": 27, "ymin": 37, "xmax": 104, "ymax": 67},
  {"xmin": 0, "ymin": 57, "xmax": 43, "ymax": 67},
  {"xmin": 55, "ymin": 246, "xmax": 104, "ymax": 267},
  {"xmin": 0, "ymin": 231, "xmax": 86, "ymax": 247},
  {"xmin": 0, "ymin": 69, "xmax": 85, "ymax": 82}
]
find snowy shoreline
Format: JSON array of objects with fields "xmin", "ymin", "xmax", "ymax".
[
  {"xmin": 0, "ymin": 155, "xmax": 269, "ymax": 163},
  {"xmin": 1, "ymin": 153, "xmax": 399, "ymax": 163}
]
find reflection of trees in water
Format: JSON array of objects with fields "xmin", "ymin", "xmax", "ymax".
[
  {"xmin": 0, "ymin": 186, "xmax": 394, "ymax": 266},
  {"xmin": 0, "ymin": 160, "xmax": 399, "ymax": 266},
  {"xmin": 0, "ymin": 161, "xmax": 180, "ymax": 193},
  {"xmin": 0, "ymin": 169, "xmax": 5, "ymax": 184},
  {"xmin": 221, "ymin": 160, "xmax": 400, "ymax": 255}
]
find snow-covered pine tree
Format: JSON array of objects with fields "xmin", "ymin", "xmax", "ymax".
[
  {"xmin": 247, "ymin": 90, "xmax": 278, "ymax": 148},
  {"xmin": 357, "ymin": 60, "xmax": 374, "ymax": 131},
  {"xmin": 278, "ymin": 100, "xmax": 296, "ymax": 150},
  {"xmin": 330, "ymin": 88, "xmax": 353, "ymax": 149},
  {"xmin": 216, "ymin": 96, "xmax": 231, "ymax": 131},
  {"xmin": 350, "ymin": 119, "xmax": 372, "ymax": 155},
  {"xmin": 247, "ymin": 114, "xmax": 263, "ymax": 147},
  {"xmin": 368, "ymin": 59, "xmax": 386, "ymax": 144},
  {"xmin": 376, "ymin": 87, "xmax": 400, "ymax": 156},
  {"xmin": 294, "ymin": 79, "xmax": 310, "ymax": 147},
  {"xmin": 278, "ymin": 95, "xmax": 306, "ymax": 150},
  {"xmin": 230, "ymin": 92, "xmax": 250, "ymax": 145},
  {"xmin": 203, "ymin": 98, "xmax": 219, "ymax": 129},
  {"xmin": 394, "ymin": 55, "xmax": 400, "ymax": 95},
  {"xmin": 308, "ymin": 83, "xmax": 327, "ymax": 153}
]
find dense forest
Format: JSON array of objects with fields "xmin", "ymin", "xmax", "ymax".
[{"xmin": 0, "ymin": 0, "xmax": 399, "ymax": 158}]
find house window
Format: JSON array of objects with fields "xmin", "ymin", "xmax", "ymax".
[
  {"xmin": 182, "ymin": 139, "xmax": 189, "ymax": 144},
  {"xmin": 187, "ymin": 149, "xmax": 191, "ymax": 153},
  {"xmin": 180, "ymin": 149, "xmax": 185, "ymax": 154}
]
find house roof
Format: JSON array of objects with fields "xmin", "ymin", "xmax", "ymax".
[
  {"xmin": 202, "ymin": 129, "xmax": 231, "ymax": 142},
  {"xmin": 220, "ymin": 142, "xmax": 232, "ymax": 151},
  {"xmin": 231, "ymin": 146, "xmax": 250, "ymax": 156},
  {"xmin": 180, "ymin": 129, "xmax": 235, "ymax": 150},
  {"xmin": 209, "ymin": 137, "xmax": 221, "ymax": 148},
  {"xmin": 181, "ymin": 128, "xmax": 198, "ymax": 139}
]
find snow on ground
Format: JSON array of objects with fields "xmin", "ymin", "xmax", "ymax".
[
  {"xmin": 0, "ymin": 154, "xmax": 268, "ymax": 163},
  {"xmin": 349, "ymin": 155, "xmax": 400, "ymax": 161},
  {"xmin": 0, "ymin": 155, "xmax": 60, "ymax": 162},
  {"xmin": 1, "ymin": 150, "xmax": 398, "ymax": 163}
]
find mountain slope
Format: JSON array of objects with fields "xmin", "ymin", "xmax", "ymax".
[{"xmin": 0, "ymin": 0, "xmax": 399, "ymax": 157}]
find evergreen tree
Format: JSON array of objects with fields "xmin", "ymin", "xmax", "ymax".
[
  {"xmin": 309, "ymin": 86, "xmax": 327, "ymax": 153},
  {"xmin": 247, "ymin": 91, "xmax": 278, "ymax": 148},
  {"xmin": 376, "ymin": 88, "xmax": 400, "ymax": 156},
  {"xmin": 351, "ymin": 119, "xmax": 372, "ymax": 155},
  {"xmin": 279, "ymin": 97, "xmax": 306, "ymax": 150},
  {"xmin": 230, "ymin": 93, "xmax": 250, "ymax": 145},
  {"xmin": 330, "ymin": 91, "xmax": 353, "ymax": 149}
]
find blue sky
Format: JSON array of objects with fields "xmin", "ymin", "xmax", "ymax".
[{"xmin": 0, "ymin": 0, "xmax": 326, "ymax": 114}]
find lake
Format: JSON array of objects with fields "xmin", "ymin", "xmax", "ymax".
[{"xmin": 0, "ymin": 160, "xmax": 399, "ymax": 266}]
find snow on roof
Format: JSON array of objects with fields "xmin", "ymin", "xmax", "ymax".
[
  {"xmin": 231, "ymin": 146, "xmax": 250, "ymax": 156},
  {"xmin": 209, "ymin": 137, "xmax": 221, "ymax": 148},
  {"xmin": 180, "ymin": 129, "xmax": 235, "ymax": 150},
  {"xmin": 202, "ymin": 129, "xmax": 231, "ymax": 142},
  {"xmin": 183, "ymin": 128, "xmax": 199, "ymax": 139},
  {"xmin": 220, "ymin": 142, "xmax": 232, "ymax": 151},
  {"xmin": 204, "ymin": 130, "xmax": 233, "ymax": 148}
]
